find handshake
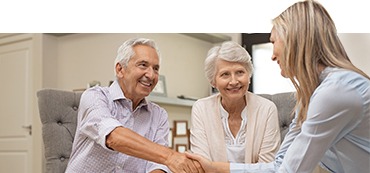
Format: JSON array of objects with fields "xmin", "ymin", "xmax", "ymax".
[{"xmin": 163, "ymin": 151, "xmax": 225, "ymax": 173}]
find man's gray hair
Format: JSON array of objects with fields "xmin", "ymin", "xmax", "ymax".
[{"xmin": 114, "ymin": 38, "xmax": 161, "ymax": 75}]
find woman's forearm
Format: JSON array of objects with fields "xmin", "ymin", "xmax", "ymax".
[{"xmin": 212, "ymin": 162, "xmax": 230, "ymax": 173}]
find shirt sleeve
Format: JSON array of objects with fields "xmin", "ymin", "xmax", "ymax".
[
  {"xmin": 146, "ymin": 161, "xmax": 170, "ymax": 173},
  {"xmin": 274, "ymin": 113, "xmax": 300, "ymax": 168},
  {"xmin": 77, "ymin": 89, "xmax": 123, "ymax": 150},
  {"xmin": 278, "ymin": 82, "xmax": 363, "ymax": 173},
  {"xmin": 145, "ymin": 107, "xmax": 171, "ymax": 173},
  {"xmin": 230, "ymin": 162, "xmax": 276, "ymax": 173}
]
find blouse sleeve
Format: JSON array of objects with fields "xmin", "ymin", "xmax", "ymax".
[
  {"xmin": 278, "ymin": 83, "xmax": 363, "ymax": 172},
  {"xmin": 190, "ymin": 101, "xmax": 212, "ymax": 159},
  {"xmin": 257, "ymin": 103, "xmax": 281, "ymax": 162}
]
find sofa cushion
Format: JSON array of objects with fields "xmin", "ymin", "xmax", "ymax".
[
  {"xmin": 37, "ymin": 89, "xmax": 296, "ymax": 173},
  {"xmin": 258, "ymin": 92, "xmax": 296, "ymax": 141}
]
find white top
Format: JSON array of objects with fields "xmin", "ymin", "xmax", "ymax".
[{"xmin": 220, "ymin": 104, "xmax": 247, "ymax": 163}]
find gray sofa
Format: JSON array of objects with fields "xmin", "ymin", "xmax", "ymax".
[{"xmin": 37, "ymin": 89, "xmax": 296, "ymax": 173}]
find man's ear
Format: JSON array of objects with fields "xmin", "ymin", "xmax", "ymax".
[{"xmin": 115, "ymin": 63, "xmax": 124, "ymax": 78}]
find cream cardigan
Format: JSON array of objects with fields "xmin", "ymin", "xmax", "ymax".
[{"xmin": 190, "ymin": 92, "xmax": 281, "ymax": 163}]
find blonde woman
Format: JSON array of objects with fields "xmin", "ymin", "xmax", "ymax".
[{"xmin": 187, "ymin": 0, "xmax": 370, "ymax": 173}]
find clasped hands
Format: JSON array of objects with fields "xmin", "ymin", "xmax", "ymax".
[{"xmin": 165, "ymin": 151, "xmax": 214, "ymax": 173}]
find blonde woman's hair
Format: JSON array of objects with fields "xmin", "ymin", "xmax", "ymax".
[{"xmin": 272, "ymin": 0, "xmax": 370, "ymax": 125}]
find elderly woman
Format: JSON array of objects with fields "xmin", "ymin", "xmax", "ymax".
[{"xmin": 190, "ymin": 41, "xmax": 281, "ymax": 164}]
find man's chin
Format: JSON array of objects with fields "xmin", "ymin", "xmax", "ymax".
[
  {"xmin": 143, "ymin": 92, "xmax": 151, "ymax": 97},
  {"xmin": 146, "ymin": 89, "xmax": 155, "ymax": 96}
]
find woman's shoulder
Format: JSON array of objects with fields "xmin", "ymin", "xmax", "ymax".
[
  {"xmin": 247, "ymin": 92, "xmax": 276, "ymax": 107},
  {"xmin": 318, "ymin": 68, "xmax": 369, "ymax": 97},
  {"xmin": 194, "ymin": 93, "xmax": 219, "ymax": 105}
]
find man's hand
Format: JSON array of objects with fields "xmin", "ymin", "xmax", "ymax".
[
  {"xmin": 186, "ymin": 152, "xmax": 229, "ymax": 173},
  {"xmin": 185, "ymin": 152, "xmax": 214, "ymax": 172},
  {"xmin": 164, "ymin": 151, "xmax": 204, "ymax": 173}
]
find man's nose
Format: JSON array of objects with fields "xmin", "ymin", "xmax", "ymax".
[{"xmin": 145, "ymin": 67, "xmax": 156, "ymax": 78}]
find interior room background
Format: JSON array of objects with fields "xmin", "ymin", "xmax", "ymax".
[
  {"xmin": 0, "ymin": 33, "xmax": 369, "ymax": 173},
  {"xmin": 36, "ymin": 33, "xmax": 365, "ymax": 120},
  {"xmin": 45, "ymin": 33, "xmax": 370, "ymax": 123}
]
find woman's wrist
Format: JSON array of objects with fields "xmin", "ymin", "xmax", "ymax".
[{"xmin": 213, "ymin": 162, "xmax": 230, "ymax": 173}]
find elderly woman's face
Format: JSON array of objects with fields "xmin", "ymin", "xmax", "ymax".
[{"xmin": 213, "ymin": 59, "xmax": 250, "ymax": 101}]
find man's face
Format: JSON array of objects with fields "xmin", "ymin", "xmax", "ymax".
[{"xmin": 116, "ymin": 44, "xmax": 160, "ymax": 103}]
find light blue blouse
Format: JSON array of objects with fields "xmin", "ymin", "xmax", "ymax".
[{"xmin": 231, "ymin": 67, "xmax": 370, "ymax": 173}]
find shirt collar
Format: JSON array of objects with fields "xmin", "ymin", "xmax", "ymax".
[
  {"xmin": 109, "ymin": 80, "xmax": 148, "ymax": 110},
  {"xmin": 109, "ymin": 80, "xmax": 125, "ymax": 101},
  {"xmin": 319, "ymin": 66, "xmax": 342, "ymax": 82}
]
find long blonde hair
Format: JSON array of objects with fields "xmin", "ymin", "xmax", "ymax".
[{"xmin": 272, "ymin": 0, "xmax": 370, "ymax": 125}]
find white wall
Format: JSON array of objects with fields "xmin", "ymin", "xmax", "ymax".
[{"xmin": 338, "ymin": 33, "xmax": 370, "ymax": 76}]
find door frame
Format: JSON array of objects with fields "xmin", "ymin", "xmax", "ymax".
[{"xmin": 242, "ymin": 33, "xmax": 270, "ymax": 92}]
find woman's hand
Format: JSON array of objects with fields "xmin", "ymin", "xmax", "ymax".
[
  {"xmin": 185, "ymin": 152, "xmax": 230, "ymax": 173},
  {"xmin": 164, "ymin": 151, "xmax": 204, "ymax": 173}
]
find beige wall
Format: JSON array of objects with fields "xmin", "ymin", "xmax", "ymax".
[
  {"xmin": 47, "ymin": 33, "xmax": 239, "ymax": 126},
  {"xmin": 55, "ymin": 33, "xmax": 223, "ymax": 97},
  {"xmin": 338, "ymin": 33, "xmax": 370, "ymax": 76},
  {"xmin": 43, "ymin": 33, "xmax": 370, "ymax": 126},
  {"xmin": 47, "ymin": 33, "xmax": 369, "ymax": 94}
]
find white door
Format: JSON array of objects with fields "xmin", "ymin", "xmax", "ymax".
[{"xmin": 0, "ymin": 38, "xmax": 34, "ymax": 173}]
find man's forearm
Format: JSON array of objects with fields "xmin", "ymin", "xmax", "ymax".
[
  {"xmin": 106, "ymin": 126, "xmax": 173, "ymax": 165},
  {"xmin": 106, "ymin": 126, "xmax": 203, "ymax": 173}
]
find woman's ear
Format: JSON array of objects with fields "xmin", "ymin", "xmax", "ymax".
[{"xmin": 210, "ymin": 80, "xmax": 216, "ymax": 88}]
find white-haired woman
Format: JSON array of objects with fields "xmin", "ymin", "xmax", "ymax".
[{"xmin": 190, "ymin": 41, "xmax": 281, "ymax": 165}]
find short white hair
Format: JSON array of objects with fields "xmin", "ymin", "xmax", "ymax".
[{"xmin": 204, "ymin": 41, "xmax": 253, "ymax": 85}]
